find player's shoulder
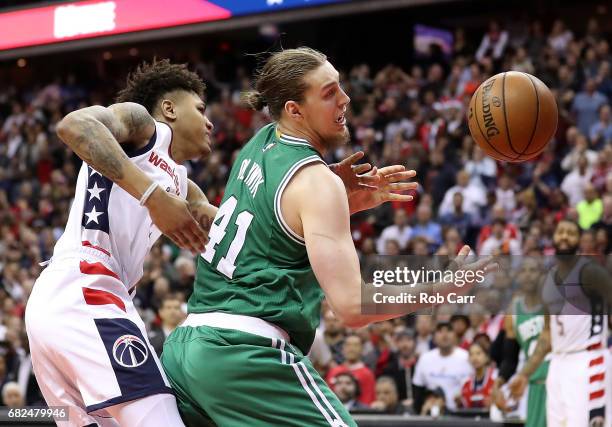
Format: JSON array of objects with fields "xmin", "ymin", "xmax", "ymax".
[{"xmin": 286, "ymin": 161, "xmax": 341, "ymax": 193}]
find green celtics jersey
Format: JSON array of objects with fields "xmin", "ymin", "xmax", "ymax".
[
  {"xmin": 188, "ymin": 123, "xmax": 326, "ymax": 353},
  {"xmin": 513, "ymin": 297, "xmax": 549, "ymax": 383}
]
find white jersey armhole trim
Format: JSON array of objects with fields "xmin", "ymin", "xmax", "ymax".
[{"xmin": 274, "ymin": 155, "xmax": 324, "ymax": 246}]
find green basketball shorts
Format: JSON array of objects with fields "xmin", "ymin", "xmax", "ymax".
[{"xmin": 162, "ymin": 322, "xmax": 356, "ymax": 427}]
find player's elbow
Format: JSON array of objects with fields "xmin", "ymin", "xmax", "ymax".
[
  {"xmin": 56, "ymin": 112, "xmax": 86, "ymax": 144},
  {"xmin": 332, "ymin": 302, "xmax": 367, "ymax": 329}
]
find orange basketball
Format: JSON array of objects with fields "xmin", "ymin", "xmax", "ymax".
[{"xmin": 467, "ymin": 71, "xmax": 558, "ymax": 162}]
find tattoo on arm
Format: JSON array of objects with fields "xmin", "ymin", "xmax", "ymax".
[
  {"xmin": 68, "ymin": 118, "xmax": 128, "ymax": 181},
  {"xmin": 57, "ymin": 103, "xmax": 154, "ymax": 182}
]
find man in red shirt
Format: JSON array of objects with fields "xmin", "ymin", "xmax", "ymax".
[{"xmin": 326, "ymin": 334, "xmax": 376, "ymax": 405}]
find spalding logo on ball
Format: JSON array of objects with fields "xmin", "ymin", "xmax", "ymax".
[{"xmin": 467, "ymin": 71, "xmax": 558, "ymax": 162}]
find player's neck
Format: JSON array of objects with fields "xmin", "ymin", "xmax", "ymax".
[
  {"xmin": 524, "ymin": 293, "xmax": 540, "ymax": 310},
  {"xmin": 277, "ymin": 121, "xmax": 326, "ymax": 155}
]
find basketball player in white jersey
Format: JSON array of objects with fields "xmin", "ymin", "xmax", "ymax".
[
  {"xmin": 509, "ymin": 219, "xmax": 611, "ymax": 427},
  {"xmin": 25, "ymin": 60, "xmax": 216, "ymax": 427}
]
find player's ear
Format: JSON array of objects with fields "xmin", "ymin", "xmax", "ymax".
[
  {"xmin": 160, "ymin": 99, "xmax": 177, "ymax": 121},
  {"xmin": 284, "ymin": 101, "xmax": 302, "ymax": 120}
]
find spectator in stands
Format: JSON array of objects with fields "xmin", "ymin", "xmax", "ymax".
[
  {"xmin": 561, "ymin": 132, "xmax": 598, "ymax": 171},
  {"xmin": 439, "ymin": 193, "xmax": 472, "ymax": 241},
  {"xmin": 479, "ymin": 218, "xmax": 522, "ymax": 256},
  {"xmin": 148, "ymin": 293, "xmax": 186, "ymax": 357},
  {"xmin": 571, "ymin": 78, "xmax": 608, "ymax": 136},
  {"xmin": 371, "ymin": 376, "xmax": 411, "ymax": 414},
  {"xmin": 412, "ymin": 322, "xmax": 473, "ymax": 414},
  {"xmin": 495, "ymin": 174, "xmax": 516, "ymax": 213},
  {"xmin": 450, "ymin": 315, "xmax": 472, "ymax": 350},
  {"xmin": 331, "ymin": 372, "xmax": 369, "ymax": 412},
  {"xmin": 561, "ymin": 154, "xmax": 594, "ymax": 206},
  {"xmin": 376, "ymin": 209, "xmax": 412, "ymax": 255},
  {"xmin": 458, "ymin": 338, "xmax": 496, "ymax": 409},
  {"xmin": 590, "ymin": 104, "xmax": 612, "ymax": 148},
  {"xmin": 411, "ymin": 204, "xmax": 443, "ymax": 250},
  {"xmin": 309, "ymin": 328, "xmax": 333, "ymax": 376},
  {"xmin": 1, "ymin": 382, "xmax": 24, "ymax": 408},
  {"xmin": 379, "ymin": 330, "xmax": 418, "ymax": 403},
  {"xmin": 322, "ymin": 309, "xmax": 346, "ymax": 365},
  {"xmin": 548, "ymin": 19, "xmax": 574, "ymax": 54},
  {"xmin": 439, "ymin": 170, "xmax": 486, "ymax": 217},
  {"xmin": 577, "ymin": 183, "xmax": 603, "ymax": 229},
  {"xmin": 326, "ymin": 334, "xmax": 377, "ymax": 405},
  {"xmin": 414, "ymin": 315, "xmax": 434, "ymax": 356},
  {"xmin": 464, "ymin": 146, "xmax": 497, "ymax": 190},
  {"xmin": 475, "ymin": 20, "xmax": 509, "ymax": 63},
  {"xmin": 593, "ymin": 195, "xmax": 612, "ymax": 252}
]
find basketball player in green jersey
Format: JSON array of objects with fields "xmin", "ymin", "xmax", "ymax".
[
  {"xmin": 162, "ymin": 47, "xmax": 494, "ymax": 426},
  {"xmin": 492, "ymin": 258, "xmax": 548, "ymax": 427}
]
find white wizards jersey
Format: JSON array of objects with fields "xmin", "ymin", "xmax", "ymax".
[
  {"xmin": 542, "ymin": 257, "xmax": 608, "ymax": 354},
  {"xmin": 52, "ymin": 121, "xmax": 188, "ymax": 290}
]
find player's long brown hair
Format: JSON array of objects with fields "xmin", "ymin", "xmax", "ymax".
[{"xmin": 241, "ymin": 47, "xmax": 327, "ymax": 120}]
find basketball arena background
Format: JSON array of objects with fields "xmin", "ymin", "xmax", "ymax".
[{"xmin": 0, "ymin": 0, "xmax": 611, "ymax": 426}]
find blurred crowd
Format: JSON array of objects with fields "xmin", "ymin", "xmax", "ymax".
[{"xmin": 1, "ymin": 10, "xmax": 612, "ymax": 421}]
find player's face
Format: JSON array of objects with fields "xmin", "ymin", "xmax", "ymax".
[
  {"xmin": 516, "ymin": 259, "xmax": 542, "ymax": 293},
  {"xmin": 301, "ymin": 61, "xmax": 350, "ymax": 148},
  {"xmin": 173, "ymin": 91, "xmax": 214, "ymax": 159},
  {"xmin": 553, "ymin": 221, "xmax": 580, "ymax": 255}
]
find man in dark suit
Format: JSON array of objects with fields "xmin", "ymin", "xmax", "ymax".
[{"xmin": 148, "ymin": 293, "xmax": 186, "ymax": 357}]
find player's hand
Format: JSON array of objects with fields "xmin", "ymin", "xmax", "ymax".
[
  {"xmin": 450, "ymin": 245, "xmax": 498, "ymax": 286},
  {"xmin": 188, "ymin": 200, "xmax": 216, "ymax": 232},
  {"xmin": 508, "ymin": 373, "xmax": 528, "ymax": 400},
  {"xmin": 328, "ymin": 151, "xmax": 380, "ymax": 194},
  {"xmin": 340, "ymin": 161, "xmax": 418, "ymax": 214},
  {"xmin": 491, "ymin": 383, "xmax": 508, "ymax": 412},
  {"xmin": 145, "ymin": 187, "xmax": 208, "ymax": 253}
]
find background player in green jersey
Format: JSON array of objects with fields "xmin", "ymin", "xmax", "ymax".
[
  {"xmin": 162, "ymin": 47, "xmax": 495, "ymax": 426},
  {"xmin": 492, "ymin": 258, "xmax": 548, "ymax": 427}
]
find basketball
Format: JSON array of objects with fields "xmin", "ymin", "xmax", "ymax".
[{"xmin": 467, "ymin": 71, "xmax": 558, "ymax": 162}]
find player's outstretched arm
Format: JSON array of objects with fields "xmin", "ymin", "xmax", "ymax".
[
  {"xmin": 283, "ymin": 164, "xmax": 493, "ymax": 328},
  {"xmin": 56, "ymin": 103, "xmax": 207, "ymax": 253}
]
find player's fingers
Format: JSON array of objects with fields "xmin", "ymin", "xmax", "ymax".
[
  {"xmin": 168, "ymin": 232, "xmax": 190, "ymax": 251},
  {"xmin": 340, "ymin": 151, "xmax": 364, "ymax": 166},
  {"xmin": 377, "ymin": 165, "xmax": 406, "ymax": 176},
  {"xmin": 352, "ymin": 163, "xmax": 372, "ymax": 175},
  {"xmin": 454, "ymin": 245, "xmax": 471, "ymax": 266},
  {"xmin": 385, "ymin": 170, "xmax": 417, "ymax": 183},
  {"xmin": 358, "ymin": 174, "xmax": 381, "ymax": 185},
  {"xmin": 385, "ymin": 193, "xmax": 413, "ymax": 202},
  {"xmin": 187, "ymin": 222, "xmax": 208, "ymax": 249},
  {"xmin": 388, "ymin": 182, "xmax": 419, "ymax": 191},
  {"xmin": 357, "ymin": 183, "xmax": 378, "ymax": 192}
]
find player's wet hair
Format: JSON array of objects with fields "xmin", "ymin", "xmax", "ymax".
[
  {"xmin": 241, "ymin": 47, "xmax": 327, "ymax": 120},
  {"xmin": 116, "ymin": 58, "xmax": 205, "ymax": 113}
]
